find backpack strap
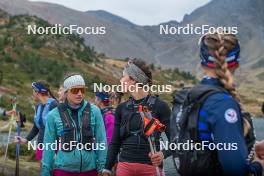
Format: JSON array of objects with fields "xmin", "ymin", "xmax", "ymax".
[
  {"xmin": 126, "ymin": 97, "xmax": 134, "ymax": 110},
  {"xmin": 183, "ymin": 85, "xmax": 226, "ymax": 141},
  {"xmin": 121, "ymin": 95, "xmax": 159, "ymax": 140},
  {"xmin": 146, "ymin": 95, "xmax": 158, "ymax": 110},
  {"xmin": 57, "ymin": 103, "xmax": 76, "ymax": 152},
  {"xmin": 120, "ymin": 110, "xmax": 135, "ymax": 140},
  {"xmin": 58, "ymin": 103, "xmax": 73, "ymax": 129},
  {"xmin": 126, "ymin": 95, "xmax": 158, "ymax": 111},
  {"xmin": 81, "ymin": 103, "xmax": 94, "ymax": 144}
]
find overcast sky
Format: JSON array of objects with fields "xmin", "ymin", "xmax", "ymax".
[{"xmin": 30, "ymin": 0, "xmax": 211, "ymax": 25}]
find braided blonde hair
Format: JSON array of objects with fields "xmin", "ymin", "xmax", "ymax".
[
  {"xmin": 203, "ymin": 33, "xmax": 240, "ymax": 102},
  {"xmin": 203, "ymin": 33, "xmax": 252, "ymax": 136}
]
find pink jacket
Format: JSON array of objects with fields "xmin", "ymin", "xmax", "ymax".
[{"xmin": 103, "ymin": 109, "xmax": 115, "ymax": 145}]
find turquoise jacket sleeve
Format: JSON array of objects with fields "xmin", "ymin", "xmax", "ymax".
[
  {"xmin": 92, "ymin": 105, "xmax": 107, "ymax": 173},
  {"xmin": 41, "ymin": 110, "xmax": 57, "ymax": 176}
]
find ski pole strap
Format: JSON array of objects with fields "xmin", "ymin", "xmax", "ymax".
[{"xmin": 138, "ymin": 105, "xmax": 166, "ymax": 137}]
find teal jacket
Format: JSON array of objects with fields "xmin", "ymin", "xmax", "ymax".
[{"xmin": 41, "ymin": 100, "xmax": 107, "ymax": 176}]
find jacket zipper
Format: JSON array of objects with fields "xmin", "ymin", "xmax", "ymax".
[
  {"xmin": 80, "ymin": 150, "xmax": 82, "ymax": 172},
  {"xmin": 69, "ymin": 111, "xmax": 82, "ymax": 172},
  {"xmin": 80, "ymin": 111, "xmax": 83, "ymax": 172}
]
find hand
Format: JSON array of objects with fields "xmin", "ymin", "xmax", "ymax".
[
  {"xmin": 112, "ymin": 163, "xmax": 117, "ymax": 173},
  {"xmin": 5, "ymin": 109, "xmax": 16, "ymax": 116},
  {"xmin": 149, "ymin": 151, "xmax": 164, "ymax": 167},
  {"xmin": 254, "ymin": 153, "xmax": 264, "ymax": 170},
  {"xmin": 102, "ymin": 169, "xmax": 112, "ymax": 176},
  {"xmin": 102, "ymin": 173, "xmax": 111, "ymax": 176},
  {"xmin": 14, "ymin": 136, "xmax": 27, "ymax": 144},
  {"xmin": 255, "ymin": 140, "xmax": 264, "ymax": 159}
]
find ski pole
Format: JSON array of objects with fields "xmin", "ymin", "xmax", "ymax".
[
  {"xmin": 138, "ymin": 105, "xmax": 162, "ymax": 176},
  {"xmin": 148, "ymin": 137, "xmax": 161, "ymax": 176},
  {"xmin": 2, "ymin": 97, "xmax": 16, "ymax": 174},
  {"xmin": 15, "ymin": 115, "xmax": 21, "ymax": 176}
]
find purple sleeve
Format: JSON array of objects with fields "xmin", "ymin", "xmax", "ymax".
[{"xmin": 104, "ymin": 113, "xmax": 115, "ymax": 145}]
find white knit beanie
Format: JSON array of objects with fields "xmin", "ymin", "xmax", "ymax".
[{"xmin": 63, "ymin": 74, "xmax": 85, "ymax": 91}]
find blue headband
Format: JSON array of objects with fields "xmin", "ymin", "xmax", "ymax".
[
  {"xmin": 32, "ymin": 82, "xmax": 49, "ymax": 94},
  {"xmin": 199, "ymin": 35, "xmax": 240, "ymax": 68},
  {"xmin": 96, "ymin": 92, "xmax": 109, "ymax": 102}
]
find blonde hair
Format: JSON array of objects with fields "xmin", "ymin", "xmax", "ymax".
[
  {"xmin": 202, "ymin": 33, "xmax": 252, "ymax": 136},
  {"xmin": 203, "ymin": 33, "xmax": 240, "ymax": 102}
]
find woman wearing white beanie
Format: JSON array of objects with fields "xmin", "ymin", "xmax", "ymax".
[{"xmin": 42, "ymin": 73, "xmax": 107, "ymax": 176}]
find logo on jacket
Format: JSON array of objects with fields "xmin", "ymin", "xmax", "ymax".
[{"xmin": 224, "ymin": 108, "xmax": 238, "ymax": 123}]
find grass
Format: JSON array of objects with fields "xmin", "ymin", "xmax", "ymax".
[{"xmin": 0, "ymin": 157, "xmax": 39, "ymax": 176}]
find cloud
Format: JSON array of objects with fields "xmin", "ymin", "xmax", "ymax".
[{"xmin": 30, "ymin": 0, "xmax": 211, "ymax": 25}]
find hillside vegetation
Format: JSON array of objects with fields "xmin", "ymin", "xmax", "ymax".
[{"xmin": 0, "ymin": 10, "xmax": 197, "ymax": 122}]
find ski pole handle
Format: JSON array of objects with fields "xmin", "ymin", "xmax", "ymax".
[{"xmin": 148, "ymin": 137, "xmax": 155, "ymax": 154}]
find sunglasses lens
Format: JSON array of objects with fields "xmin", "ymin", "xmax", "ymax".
[
  {"xmin": 70, "ymin": 88, "xmax": 85, "ymax": 94},
  {"xmin": 70, "ymin": 88, "xmax": 78, "ymax": 94}
]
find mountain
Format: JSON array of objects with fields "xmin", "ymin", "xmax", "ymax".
[
  {"xmin": 87, "ymin": 10, "xmax": 135, "ymax": 27},
  {"xmin": 0, "ymin": 0, "xmax": 263, "ymax": 67},
  {"xmin": 0, "ymin": 9, "xmax": 99, "ymax": 117},
  {"xmin": 0, "ymin": 9, "xmax": 197, "ymax": 120},
  {"xmin": 0, "ymin": 0, "xmax": 162, "ymax": 63},
  {"xmin": 0, "ymin": 0, "xmax": 263, "ymax": 114}
]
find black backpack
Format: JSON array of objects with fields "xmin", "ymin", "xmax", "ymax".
[
  {"xmin": 120, "ymin": 95, "xmax": 158, "ymax": 141},
  {"xmin": 170, "ymin": 84, "xmax": 256, "ymax": 176},
  {"xmin": 58, "ymin": 102, "xmax": 95, "ymax": 152}
]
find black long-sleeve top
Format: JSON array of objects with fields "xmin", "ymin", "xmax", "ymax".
[
  {"xmin": 26, "ymin": 102, "xmax": 57, "ymax": 144},
  {"xmin": 105, "ymin": 96, "xmax": 171, "ymax": 170}
]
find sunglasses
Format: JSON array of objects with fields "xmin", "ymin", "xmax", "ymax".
[{"xmin": 69, "ymin": 87, "xmax": 85, "ymax": 94}]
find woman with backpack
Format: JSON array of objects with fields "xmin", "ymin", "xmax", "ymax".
[
  {"xmin": 94, "ymin": 91, "xmax": 115, "ymax": 145},
  {"xmin": 102, "ymin": 59, "xmax": 171, "ymax": 176},
  {"xmin": 176, "ymin": 32, "xmax": 264, "ymax": 176},
  {"xmin": 15, "ymin": 80, "xmax": 57, "ymax": 162},
  {"xmin": 41, "ymin": 73, "xmax": 107, "ymax": 176}
]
